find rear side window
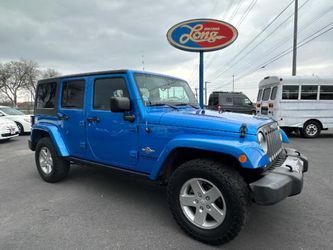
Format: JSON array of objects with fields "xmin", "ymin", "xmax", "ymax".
[
  {"xmin": 270, "ymin": 87, "xmax": 278, "ymax": 100},
  {"xmin": 301, "ymin": 85, "xmax": 318, "ymax": 100},
  {"xmin": 208, "ymin": 94, "xmax": 219, "ymax": 106},
  {"xmin": 35, "ymin": 82, "xmax": 57, "ymax": 109},
  {"xmin": 282, "ymin": 85, "xmax": 299, "ymax": 100},
  {"xmin": 262, "ymin": 88, "xmax": 271, "ymax": 101},
  {"xmin": 257, "ymin": 89, "xmax": 262, "ymax": 101},
  {"xmin": 61, "ymin": 80, "xmax": 85, "ymax": 109},
  {"xmin": 94, "ymin": 78, "xmax": 129, "ymax": 110},
  {"xmin": 320, "ymin": 86, "xmax": 333, "ymax": 100}
]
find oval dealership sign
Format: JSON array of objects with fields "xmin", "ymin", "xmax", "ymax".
[{"xmin": 167, "ymin": 19, "xmax": 238, "ymax": 52}]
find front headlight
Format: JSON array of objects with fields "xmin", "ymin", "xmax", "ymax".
[
  {"xmin": 257, "ymin": 132, "xmax": 268, "ymax": 153},
  {"xmin": 23, "ymin": 118, "xmax": 31, "ymax": 123}
]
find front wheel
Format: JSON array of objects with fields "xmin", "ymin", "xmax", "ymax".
[
  {"xmin": 167, "ymin": 159, "xmax": 250, "ymax": 245},
  {"xmin": 35, "ymin": 137, "xmax": 70, "ymax": 183}
]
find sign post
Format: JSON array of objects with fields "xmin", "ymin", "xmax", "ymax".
[
  {"xmin": 199, "ymin": 51, "xmax": 204, "ymax": 108},
  {"xmin": 167, "ymin": 19, "xmax": 238, "ymax": 108}
]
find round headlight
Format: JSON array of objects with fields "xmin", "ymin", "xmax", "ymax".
[{"xmin": 257, "ymin": 132, "xmax": 268, "ymax": 153}]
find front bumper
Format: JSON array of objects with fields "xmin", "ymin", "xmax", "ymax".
[{"xmin": 249, "ymin": 148, "xmax": 308, "ymax": 205}]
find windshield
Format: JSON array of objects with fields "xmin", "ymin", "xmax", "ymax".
[
  {"xmin": 134, "ymin": 74, "xmax": 199, "ymax": 108},
  {"xmin": 0, "ymin": 107, "xmax": 24, "ymax": 115}
]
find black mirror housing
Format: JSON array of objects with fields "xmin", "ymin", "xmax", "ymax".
[{"xmin": 110, "ymin": 97, "xmax": 131, "ymax": 112}]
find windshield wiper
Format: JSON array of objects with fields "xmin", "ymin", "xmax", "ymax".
[
  {"xmin": 147, "ymin": 102, "xmax": 179, "ymax": 110},
  {"xmin": 175, "ymin": 103, "xmax": 200, "ymax": 109}
]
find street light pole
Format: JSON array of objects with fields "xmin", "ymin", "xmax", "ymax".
[
  {"xmin": 292, "ymin": 0, "xmax": 298, "ymax": 76},
  {"xmin": 204, "ymin": 81, "xmax": 210, "ymax": 105}
]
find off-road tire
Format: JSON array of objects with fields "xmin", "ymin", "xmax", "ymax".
[
  {"xmin": 167, "ymin": 158, "xmax": 250, "ymax": 245},
  {"xmin": 301, "ymin": 120, "xmax": 321, "ymax": 138},
  {"xmin": 35, "ymin": 137, "xmax": 70, "ymax": 183}
]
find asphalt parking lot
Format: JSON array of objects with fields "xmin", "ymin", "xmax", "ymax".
[{"xmin": 1, "ymin": 133, "xmax": 333, "ymax": 250}]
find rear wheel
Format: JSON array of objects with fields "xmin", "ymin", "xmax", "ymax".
[
  {"xmin": 301, "ymin": 120, "xmax": 321, "ymax": 138},
  {"xmin": 35, "ymin": 137, "xmax": 70, "ymax": 182},
  {"xmin": 167, "ymin": 159, "xmax": 250, "ymax": 245}
]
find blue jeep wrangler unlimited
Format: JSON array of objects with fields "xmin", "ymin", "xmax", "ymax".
[{"xmin": 29, "ymin": 70, "xmax": 308, "ymax": 245}]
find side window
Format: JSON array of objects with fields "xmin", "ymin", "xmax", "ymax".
[
  {"xmin": 61, "ymin": 80, "xmax": 85, "ymax": 109},
  {"xmin": 208, "ymin": 94, "xmax": 219, "ymax": 106},
  {"xmin": 36, "ymin": 82, "xmax": 57, "ymax": 109},
  {"xmin": 301, "ymin": 85, "xmax": 318, "ymax": 100},
  {"xmin": 282, "ymin": 85, "xmax": 299, "ymax": 100},
  {"xmin": 233, "ymin": 97, "xmax": 243, "ymax": 105},
  {"xmin": 262, "ymin": 88, "xmax": 271, "ymax": 101},
  {"xmin": 94, "ymin": 78, "xmax": 129, "ymax": 110},
  {"xmin": 222, "ymin": 96, "xmax": 233, "ymax": 105},
  {"xmin": 271, "ymin": 86, "xmax": 278, "ymax": 100},
  {"xmin": 257, "ymin": 89, "xmax": 263, "ymax": 101},
  {"xmin": 320, "ymin": 85, "xmax": 333, "ymax": 100}
]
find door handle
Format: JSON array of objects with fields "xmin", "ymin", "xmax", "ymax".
[
  {"xmin": 57, "ymin": 113, "xmax": 69, "ymax": 120},
  {"xmin": 87, "ymin": 117, "xmax": 100, "ymax": 123}
]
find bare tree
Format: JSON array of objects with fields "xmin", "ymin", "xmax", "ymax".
[
  {"xmin": 41, "ymin": 68, "xmax": 60, "ymax": 79},
  {"xmin": 0, "ymin": 59, "xmax": 60, "ymax": 106},
  {"xmin": 0, "ymin": 61, "xmax": 25, "ymax": 106}
]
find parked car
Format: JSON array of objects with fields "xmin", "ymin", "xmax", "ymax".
[
  {"xmin": 29, "ymin": 70, "xmax": 308, "ymax": 245},
  {"xmin": 256, "ymin": 76, "xmax": 333, "ymax": 138},
  {"xmin": 0, "ymin": 117, "xmax": 19, "ymax": 140},
  {"xmin": 0, "ymin": 106, "xmax": 31, "ymax": 134},
  {"xmin": 207, "ymin": 91, "xmax": 256, "ymax": 114}
]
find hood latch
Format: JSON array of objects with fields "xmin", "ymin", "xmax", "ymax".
[{"xmin": 240, "ymin": 123, "xmax": 247, "ymax": 138}]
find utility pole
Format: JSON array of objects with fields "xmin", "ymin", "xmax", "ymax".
[
  {"xmin": 292, "ymin": 0, "xmax": 298, "ymax": 76},
  {"xmin": 232, "ymin": 75, "xmax": 235, "ymax": 92},
  {"xmin": 204, "ymin": 81, "xmax": 210, "ymax": 105}
]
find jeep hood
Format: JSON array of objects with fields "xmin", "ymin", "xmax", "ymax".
[{"xmin": 154, "ymin": 109, "xmax": 273, "ymax": 135}]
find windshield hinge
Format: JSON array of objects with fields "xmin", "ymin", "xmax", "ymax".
[{"xmin": 240, "ymin": 123, "xmax": 247, "ymax": 138}]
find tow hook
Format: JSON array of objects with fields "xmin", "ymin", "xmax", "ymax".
[{"xmin": 285, "ymin": 165, "xmax": 293, "ymax": 172}]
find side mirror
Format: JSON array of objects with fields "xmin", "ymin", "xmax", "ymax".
[{"xmin": 110, "ymin": 97, "xmax": 131, "ymax": 112}]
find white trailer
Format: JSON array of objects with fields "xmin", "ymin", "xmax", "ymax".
[{"xmin": 256, "ymin": 76, "xmax": 333, "ymax": 138}]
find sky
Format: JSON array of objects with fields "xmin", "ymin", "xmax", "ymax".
[{"xmin": 0, "ymin": 0, "xmax": 332, "ymax": 101}]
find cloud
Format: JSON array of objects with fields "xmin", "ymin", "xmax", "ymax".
[{"xmin": 0, "ymin": 0, "xmax": 332, "ymax": 100}]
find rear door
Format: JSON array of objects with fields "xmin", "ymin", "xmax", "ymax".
[
  {"xmin": 86, "ymin": 75, "xmax": 139, "ymax": 170},
  {"xmin": 58, "ymin": 78, "xmax": 87, "ymax": 158}
]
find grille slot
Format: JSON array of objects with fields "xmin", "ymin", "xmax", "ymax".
[{"xmin": 260, "ymin": 123, "xmax": 282, "ymax": 162}]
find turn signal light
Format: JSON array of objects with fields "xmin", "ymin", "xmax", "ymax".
[{"xmin": 239, "ymin": 154, "xmax": 247, "ymax": 163}]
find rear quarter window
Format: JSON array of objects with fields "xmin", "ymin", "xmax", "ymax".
[
  {"xmin": 208, "ymin": 94, "xmax": 219, "ymax": 106},
  {"xmin": 35, "ymin": 82, "xmax": 57, "ymax": 109}
]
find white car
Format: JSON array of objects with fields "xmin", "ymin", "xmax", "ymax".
[
  {"xmin": 0, "ymin": 106, "xmax": 31, "ymax": 134},
  {"xmin": 0, "ymin": 117, "xmax": 19, "ymax": 140}
]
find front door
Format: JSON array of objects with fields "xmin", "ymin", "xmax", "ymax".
[
  {"xmin": 86, "ymin": 75, "xmax": 139, "ymax": 170},
  {"xmin": 58, "ymin": 78, "xmax": 87, "ymax": 158}
]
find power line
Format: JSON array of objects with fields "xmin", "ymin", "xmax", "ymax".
[
  {"xmin": 236, "ymin": 0, "xmax": 258, "ymax": 27},
  {"xmin": 211, "ymin": 23, "xmax": 333, "ymax": 91},
  {"xmin": 229, "ymin": 0, "xmax": 244, "ymax": 21},
  {"xmin": 209, "ymin": 0, "xmax": 295, "ymax": 81},
  {"xmin": 205, "ymin": 0, "xmax": 257, "ymax": 70},
  {"xmin": 211, "ymin": 0, "xmax": 312, "ymax": 82}
]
